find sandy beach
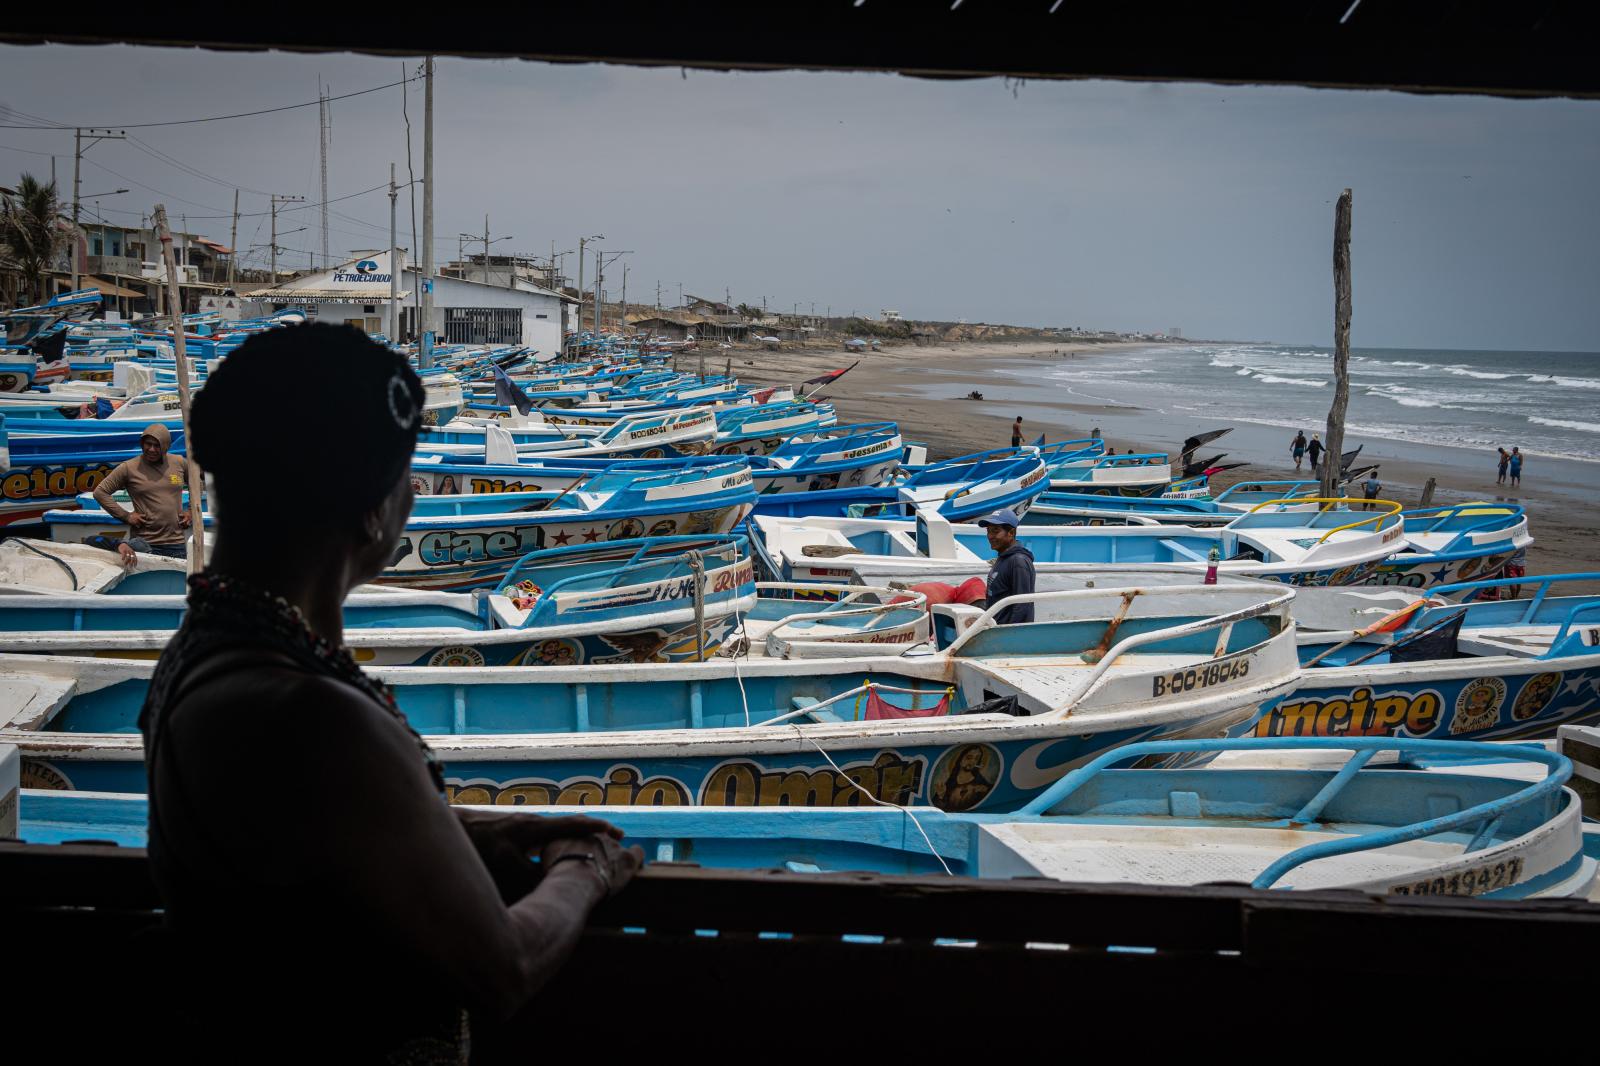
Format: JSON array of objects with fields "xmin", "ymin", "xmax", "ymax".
[{"xmin": 714, "ymin": 338, "xmax": 1599, "ymax": 581}]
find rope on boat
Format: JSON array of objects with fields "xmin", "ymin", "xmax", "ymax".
[
  {"xmin": 794, "ymin": 730, "xmax": 954, "ymax": 877},
  {"xmin": 689, "ymin": 550, "xmax": 706, "ymax": 663},
  {"xmin": 14, "ymin": 540, "xmax": 80, "ymax": 592}
]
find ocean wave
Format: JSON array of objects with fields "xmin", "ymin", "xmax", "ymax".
[
  {"xmin": 1235, "ymin": 367, "xmax": 1253, "ymax": 376},
  {"xmin": 1387, "ymin": 361, "xmax": 1434, "ymax": 370},
  {"xmin": 1253, "ymin": 373, "xmax": 1326, "ymax": 387},
  {"xmin": 1444, "ymin": 367, "xmax": 1514, "ymax": 380},
  {"xmin": 1529, "ymin": 415, "xmax": 1600, "ymax": 434},
  {"xmin": 1393, "ymin": 396, "xmax": 1447, "ymax": 408},
  {"xmin": 1543, "ymin": 375, "xmax": 1600, "ymax": 390}
]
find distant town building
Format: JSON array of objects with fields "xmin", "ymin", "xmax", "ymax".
[
  {"xmin": 242, "ymin": 249, "xmax": 576, "ymax": 352},
  {"xmin": 1169, "ymin": 327, "xmax": 1183, "ymax": 339},
  {"xmin": 880, "ymin": 309, "xmax": 903, "ymax": 322}
]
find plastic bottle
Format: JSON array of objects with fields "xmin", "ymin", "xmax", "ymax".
[{"xmin": 1204, "ymin": 545, "xmax": 1220, "ymax": 585}]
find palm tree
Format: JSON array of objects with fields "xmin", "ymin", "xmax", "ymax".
[{"xmin": 0, "ymin": 173, "xmax": 69, "ymax": 304}]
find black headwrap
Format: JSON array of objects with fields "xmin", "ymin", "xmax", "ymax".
[{"xmin": 191, "ymin": 323, "xmax": 423, "ymax": 524}]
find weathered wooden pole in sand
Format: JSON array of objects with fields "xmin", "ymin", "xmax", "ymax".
[
  {"xmin": 1321, "ymin": 188, "xmax": 1353, "ymax": 500},
  {"xmin": 152, "ymin": 204, "xmax": 206, "ymax": 567}
]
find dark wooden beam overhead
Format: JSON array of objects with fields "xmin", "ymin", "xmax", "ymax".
[{"xmin": 4, "ymin": 1, "xmax": 1599, "ymax": 99}]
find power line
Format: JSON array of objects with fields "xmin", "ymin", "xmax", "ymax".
[
  {"xmin": 0, "ymin": 75, "xmax": 424, "ymax": 130},
  {"xmin": 125, "ymin": 135, "xmax": 274, "ymax": 197}
]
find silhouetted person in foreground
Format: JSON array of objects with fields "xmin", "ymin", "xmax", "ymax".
[{"xmin": 139, "ymin": 324, "xmax": 641, "ymax": 1061}]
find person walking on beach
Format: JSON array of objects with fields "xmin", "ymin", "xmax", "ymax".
[
  {"xmin": 90, "ymin": 423, "xmax": 190, "ymax": 564},
  {"xmin": 1291, "ymin": 431, "xmax": 1307, "ymax": 472},
  {"xmin": 1496, "ymin": 447, "xmax": 1511, "ymax": 485},
  {"xmin": 1362, "ymin": 471, "xmax": 1383, "ymax": 510},
  {"xmin": 1011, "ymin": 416, "xmax": 1024, "ymax": 448},
  {"xmin": 1306, "ymin": 433, "xmax": 1323, "ymax": 473},
  {"xmin": 977, "ymin": 508, "xmax": 1036, "ymax": 624},
  {"xmin": 137, "ymin": 325, "xmax": 641, "ymax": 1059},
  {"xmin": 1509, "ymin": 447, "xmax": 1523, "ymax": 488}
]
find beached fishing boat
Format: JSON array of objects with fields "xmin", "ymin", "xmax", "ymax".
[
  {"xmin": 410, "ymin": 422, "xmax": 901, "ymax": 498},
  {"xmin": 1260, "ymin": 572, "xmax": 1600, "ymax": 742},
  {"xmin": 0, "ymin": 582, "xmax": 1299, "ymax": 808},
  {"xmin": 0, "ymin": 535, "xmax": 757, "ymax": 667},
  {"xmin": 414, "ymin": 408, "xmax": 719, "ymax": 462},
  {"xmin": 1046, "ymin": 451, "xmax": 1174, "ymax": 497},
  {"xmin": 734, "ymin": 583, "xmax": 931, "ymax": 658},
  {"xmin": 1026, "ymin": 480, "xmax": 1324, "ymax": 527},
  {"xmin": 11, "ymin": 735, "xmax": 1594, "ymax": 900},
  {"xmin": 1362, "ymin": 502, "xmax": 1532, "ymax": 592},
  {"xmin": 0, "ymin": 538, "xmax": 190, "ymax": 595},
  {"xmin": 0, "ymin": 414, "xmax": 187, "ymax": 526},
  {"xmin": 47, "ymin": 461, "xmax": 758, "ymax": 591},
  {"xmin": 751, "ymin": 448, "xmax": 1050, "ymax": 524},
  {"xmin": 751, "ymin": 500, "xmax": 1404, "ymax": 587}
]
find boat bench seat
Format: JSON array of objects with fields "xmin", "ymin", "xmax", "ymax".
[
  {"xmin": 1454, "ymin": 631, "xmax": 1554, "ymax": 659},
  {"xmin": 789, "ymin": 695, "xmax": 846, "ymax": 723},
  {"xmin": 1158, "ymin": 539, "xmax": 1209, "ymax": 564}
]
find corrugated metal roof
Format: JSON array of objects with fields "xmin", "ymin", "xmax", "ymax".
[{"xmin": 240, "ymin": 288, "xmax": 413, "ymax": 302}]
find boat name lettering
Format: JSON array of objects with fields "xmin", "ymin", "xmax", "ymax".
[
  {"xmin": 1390, "ymin": 856, "xmax": 1523, "ymax": 897},
  {"xmin": 3, "ymin": 463, "xmax": 115, "ymax": 501},
  {"xmin": 469, "ymin": 478, "xmax": 539, "ymax": 494},
  {"xmin": 710, "ymin": 561, "xmax": 755, "ymax": 593},
  {"xmin": 1381, "ymin": 525, "xmax": 1403, "ymax": 543},
  {"xmin": 717, "ymin": 470, "xmax": 753, "ymax": 488},
  {"xmin": 418, "ymin": 529, "xmax": 538, "ymax": 566},
  {"xmin": 840, "ymin": 441, "xmax": 894, "ymax": 460},
  {"xmin": 1019, "ymin": 467, "xmax": 1046, "ymax": 489},
  {"xmin": 1151, "ymin": 653, "xmax": 1250, "ymax": 698},
  {"xmin": 1255, "ymin": 686, "xmax": 1443, "ymax": 738},
  {"xmin": 700, "ymin": 751, "xmax": 925, "ymax": 807},
  {"xmin": 627, "ymin": 424, "xmax": 671, "ymax": 438},
  {"xmin": 447, "ymin": 765, "xmax": 690, "ymax": 806}
]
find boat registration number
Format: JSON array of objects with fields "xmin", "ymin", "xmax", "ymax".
[
  {"xmin": 1150, "ymin": 653, "xmax": 1251, "ymax": 698},
  {"xmin": 1389, "ymin": 857, "xmax": 1523, "ymax": 897}
]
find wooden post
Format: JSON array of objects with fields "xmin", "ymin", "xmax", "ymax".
[
  {"xmin": 152, "ymin": 205, "xmax": 206, "ymax": 567},
  {"xmin": 1321, "ymin": 189, "xmax": 1353, "ymax": 500},
  {"xmin": 1420, "ymin": 477, "xmax": 1437, "ymax": 508}
]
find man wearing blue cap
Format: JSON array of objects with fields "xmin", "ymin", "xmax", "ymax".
[{"xmin": 977, "ymin": 508, "xmax": 1035, "ymax": 624}]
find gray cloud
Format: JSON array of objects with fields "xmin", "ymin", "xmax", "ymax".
[{"xmin": 2, "ymin": 44, "xmax": 1597, "ymax": 349}]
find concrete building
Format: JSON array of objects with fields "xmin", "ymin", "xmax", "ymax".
[{"xmin": 243, "ymin": 249, "xmax": 578, "ymax": 355}]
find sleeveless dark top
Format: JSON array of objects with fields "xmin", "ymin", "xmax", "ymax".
[{"xmin": 139, "ymin": 573, "xmax": 465, "ymax": 1063}]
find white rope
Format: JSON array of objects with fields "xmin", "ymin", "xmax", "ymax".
[
  {"xmin": 795, "ymin": 728, "xmax": 954, "ymax": 877},
  {"xmin": 729, "ymin": 603, "xmax": 752, "ymax": 727},
  {"xmin": 723, "ymin": 586, "xmax": 950, "ymax": 874}
]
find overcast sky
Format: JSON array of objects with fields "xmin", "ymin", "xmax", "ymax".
[{"xmin": 3, "ymin": 44, "xmax": 1599, "ymax": 350}]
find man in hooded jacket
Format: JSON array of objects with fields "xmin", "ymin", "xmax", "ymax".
[{"xmin": 92, "ymin": 423, "xmax": 191, "ymax": 563}]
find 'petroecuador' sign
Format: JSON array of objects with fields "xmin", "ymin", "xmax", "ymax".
[{"xmin": 332, "ymin": 259, "xmax": 393, "ymax": 283}]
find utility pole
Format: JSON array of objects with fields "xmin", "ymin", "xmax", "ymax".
[
  {"xmin": 595, "ymin": 250, "xmax": 632, "ymax": 335},
  {"xmin": 389, "ymin": 162, "xmax": 400, "ymax": 341},
  {"xmin": 620, "ymin": 262, "xmax": 628, "ymax": 333},
  {"xmin": 575, "ymin": 234, "xmax": 603, "ymax": 333},
  {"xmin": 268, "ymin": 194, "xmax": 305, "ymax": 283},
  {"xmin": 227, "ymin": 190, "xmax": 239, "ymax": 288},
  {"xmin": 677, "ymin": 281, "xmax": 683, "ymax": 309},
  {"xmin": 655, "ymin": 280, "xmax": 661, "ymax": 310},
  {"xmin": 71, "ymin": 127, "xmax": 125, "ymax": 291},
  {"xmin": 180, "ymin": 214, "xmax": 188, "ymax": 269},
  {"xmin": 318, "ymin": 79, "xmax": 332, "ymax": 271},
  {"xmin": 420, "ymin": 55, "xmax": 436, "ymax": 366}
]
